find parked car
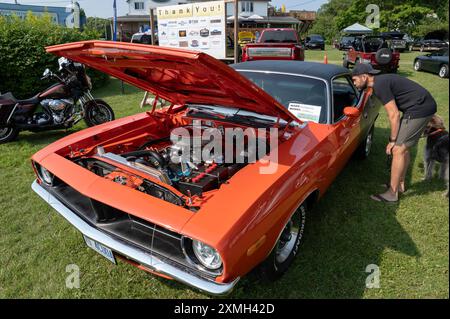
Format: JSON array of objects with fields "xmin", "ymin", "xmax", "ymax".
[
  {"xmin": 131, "ymin": 32, "xmax": 158, "ymax": 45},
  {"xmin": 242, "ymin": 28, "xmax": 304, "ymax": 62},
  {"xmin": 238, "ymin": 31, "xmax": 255, "ymax": 48},
  {"xmin": 338, "ymin": 36, "xmax": 355, "ymax": 51},
  {"xmin": 304, "ymin": 34, "xmax": 325, "ymax": 50},
  {"xmin": 414, "ymin": 48, "xmax": 449, "ymax": 78},
  {"xmin": 409, "ymin": 39, "xmax": 448, "ymax": 52},
  {"xmin": 32, "ymin": 41, "xmax": 380, "ymax": 295},
  {"xmin": 380, "ymin": 31, "xmax": 408, "ymax": 52},
  {"xmin": 343, "ymin": 35, "xmax": 400, "ymax": 73}
]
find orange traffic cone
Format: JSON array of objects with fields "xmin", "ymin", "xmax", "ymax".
[{"xmin": 323, "ymin": 53, "xmax": 328, "ymax": 64}]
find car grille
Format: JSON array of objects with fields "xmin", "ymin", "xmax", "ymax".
[{"xmin": 42, "ymin": 180, "xmax": 220, "ymax": 279}]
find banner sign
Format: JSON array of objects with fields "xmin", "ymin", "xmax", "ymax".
[{"xmin": 157, "ymin": 1, "xmax": 226, "ymax": 59}]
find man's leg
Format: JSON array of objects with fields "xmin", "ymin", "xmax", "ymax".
[
  {"xmin": 389, "ymin": 144, "xmax": 408, "ymax": 195},
  {"xmin": 399, "ymin": 148, "xmax": 410, "ymax": 192},
  {"xmin": 372, "ymin": 144, "xmax": 408, "ymax": 202}
]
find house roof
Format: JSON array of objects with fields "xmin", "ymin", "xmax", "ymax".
[{"xmin": 226, "ymin": 16, "xmax": 300, "ymax": 24}]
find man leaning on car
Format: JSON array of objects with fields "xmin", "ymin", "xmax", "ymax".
[{"xmin": 351, "ymin": 63, "xmax": 437, "ymax": 203}]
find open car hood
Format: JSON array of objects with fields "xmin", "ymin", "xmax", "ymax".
[{"xmin": 46, "ymin": 40, "xmax": 297, "ymax": 121}]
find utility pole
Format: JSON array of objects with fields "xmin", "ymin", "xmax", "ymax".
[
  {"xmin": 113, "ymin": 0, "xmax": 117, "ymax": 41},
  {"xmin": 150, "ymin": 8, "xmax": 155, "ymax": 45},
  {"xmin": 234, "ymin": 0, "xmax": 239, "ymax": 63}
]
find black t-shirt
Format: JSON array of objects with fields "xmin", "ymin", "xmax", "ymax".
[{"xmin": 373, "ymin": 74, "xmax": 436, "ymax": 119}]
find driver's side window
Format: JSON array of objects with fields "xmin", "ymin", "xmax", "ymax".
[{"xmin": 332, "ymin": 76, "xmax": 359, "ymax": 122}]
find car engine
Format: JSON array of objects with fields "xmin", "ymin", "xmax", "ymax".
[{"xmin": 75, "ymin": 123, "xmax": 267, "ymax": 209}]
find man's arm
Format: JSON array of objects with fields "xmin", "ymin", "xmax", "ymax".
[
  {"xmin": 384, "ymin": 99, "xmax": 401, "ymax": 155},
  {"xmin": 384, "ymin": 99, "xmax": 401, "ymax": 141}
]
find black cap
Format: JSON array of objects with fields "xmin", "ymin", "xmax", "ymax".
[{"xmin": 351, "ymin": 63, "xmax": 381, "ymax": 76}]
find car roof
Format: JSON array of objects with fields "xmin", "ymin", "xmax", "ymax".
[
  {"xmin": 230, "ymin": 60, "xmax": 349, "ymax": 81},
  {"xmin": 262, "ymin": 28, "xmax": 295, "ymax": 31}
]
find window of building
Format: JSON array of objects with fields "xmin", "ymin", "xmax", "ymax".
[
  {"xmin": 134, "ymin": 2, "xmax": 144, "ymax": 10},
  {"xmin": 241, "ymin": 2, "xmax": 254, "ymax": 13}
]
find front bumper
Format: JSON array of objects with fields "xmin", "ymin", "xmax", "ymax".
[{"xmin": 32, "ymin": 180, "xmax": 239, "ymax": 296}]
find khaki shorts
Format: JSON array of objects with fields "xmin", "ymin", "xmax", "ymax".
[{"xmin": 395, "ymin": 115, "xmax": 434, "ymax": 148}]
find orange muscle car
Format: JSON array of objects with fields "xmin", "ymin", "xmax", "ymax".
[{"xmin": 31, "ymin": 41, "xmax": 381, "ymax": 295}]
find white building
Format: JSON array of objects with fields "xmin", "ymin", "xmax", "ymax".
[{"xmin": 226, "ymin": 0, "xmax": 268, "ymax": 17}]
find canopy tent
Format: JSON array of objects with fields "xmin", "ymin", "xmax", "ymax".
[{"xmin": 342, "ymin": 23, "xmax": 373, "ymax": 34}]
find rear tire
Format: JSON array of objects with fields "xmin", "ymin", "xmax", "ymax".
[
  {"xmin": 0, "ymin": 127, "xmax": 19, "ymax": 144},
  {"xmin": 84, "ymin": 99, "xmax": 115, "ymax": 127},
  {"xmin": 260, "ymin": 204, "xmax": 307, "ymax": 281},
  {"xmin": 356, "ymin": 126, "xmax": 374, "ymax": 159}
]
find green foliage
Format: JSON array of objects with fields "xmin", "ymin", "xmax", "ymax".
[
  {"xmin": 309, "ymin": 0, "xmax": 449, "ymax": 42},
  {"xmin": 0, "ymin": 13, "xmax": 108, "ymax": 98},
  {"xmin": 85, "ymin": 17, "xmax": 111, "ymax": 40}
]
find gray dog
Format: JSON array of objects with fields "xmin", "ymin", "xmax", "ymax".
[{"xmin": 423, "ymin": 115, "xmax": 449, "ymax": 197}]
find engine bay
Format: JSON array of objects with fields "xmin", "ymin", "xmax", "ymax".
[{"xmin": 72, "ymin": 118, "xmax": 278, "ymax": 210}]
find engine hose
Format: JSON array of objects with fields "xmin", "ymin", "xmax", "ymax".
[{"xmin": 138, "ymin": 136, "xmax": 171, "ymax": 150}]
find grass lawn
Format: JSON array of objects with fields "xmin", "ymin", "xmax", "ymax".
[{"xmin": 0, "ymin": 46, "xmax": 448, "ymax": 298}]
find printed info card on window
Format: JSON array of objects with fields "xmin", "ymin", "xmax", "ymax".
[{"xmin": 288, "ymin": 103, "xmax": 322, "ymax": 123}]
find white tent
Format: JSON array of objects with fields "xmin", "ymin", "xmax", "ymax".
[
  {"xmin": 342, "ymin": 23, "xmax": 373, "ymax": 34},
  {"xmin": 247, "ymin": 14, "xmax": 264, "ymax": 20}
]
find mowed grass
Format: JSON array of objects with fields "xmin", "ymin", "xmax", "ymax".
[{"xmin": 0, "ymin": 46, "xmax": 448, "ymax": 298}]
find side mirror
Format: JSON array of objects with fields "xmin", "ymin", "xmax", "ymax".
[
  {"xmin": 344, "ymin": 106, "xmax": 360, "ymax": 118},
  {"xmin": 41, "ymin": 68, "xmax": 52, "ymax": 80}
]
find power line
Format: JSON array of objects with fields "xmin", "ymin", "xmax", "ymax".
[{"xmin": 285, "ymin": 0, "xmax": 321, "ymax": 10}]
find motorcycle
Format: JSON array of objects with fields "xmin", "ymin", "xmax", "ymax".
[{"xmin": 0, "ymin": 57, "xmax": 115, "ymax": 143}]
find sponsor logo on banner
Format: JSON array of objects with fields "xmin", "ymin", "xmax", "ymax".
[{"xmin": 157, "ymin": 1, "xmax": 226, "ymax": 59}]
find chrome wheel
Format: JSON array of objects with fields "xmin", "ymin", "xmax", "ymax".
[
  {"xmin": 275, "ymin": 220, "xmax": 299, "ymax": 264},
  {"xmin": 0, "ymin": 126, "xmax": 19, "ymax": 143},
  {"xmin": 0, "ymin": 127, "xmax": 13, "ymax": 140},
  {"xmin": 365, "ymin": 130, "xmax": 373, "ymax": 157},
  {"xmin": 275, "ymin": 207, "xmax": 305, "ymax": 264},
  {"xmin": 414, "ymin": 60, "xmax": 421, "ymax": 71},
  {"xmin": 90, "ymin": 106, "xmax": 112, "ymax": 124},
  {"xmin": 261, "ymin": 204, "xmax": 307, "ymax": 280},
  {"xmin": 84, "ymin": 100, "xmax": 115, "ymax": 127},
  {"xmin": 439, "ymin": 65, "xmax": 448, "ymax": 78}
]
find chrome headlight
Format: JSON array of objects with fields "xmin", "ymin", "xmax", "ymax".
[
  {"xmin": 192, "ymin": 240, "xmax": 222, "ymax": 270},
  {"xmin": 39, "ymin": 166, "xmax": 54, "ymax": 185}
]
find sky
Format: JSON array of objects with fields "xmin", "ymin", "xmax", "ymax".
[{"xmin": 1, "ymin": 0, "xmax": 329, "ymax": 18}]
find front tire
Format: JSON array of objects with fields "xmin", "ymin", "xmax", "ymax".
[
  {"xmin": 84, "ymin": 99, "xmax": 115, "ymax": 127},
  {"xmin": 414, "ymin": 60, "xmax": 422, "ymax": 71},
  {"xmin": 439, "ymin": 64, "xmax": 449, "ymax": 78},
  {"xmin": 0, "ymin": 127, "xmax": 19, "ymax": 144},
  {"xmin": 260, "ymin": 204, "xmax": 307, "ymax": 281}
]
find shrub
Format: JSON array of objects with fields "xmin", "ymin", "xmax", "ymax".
[{"xmin": 0, "ymin": 13, "xmax": 109, "ymax": 98}]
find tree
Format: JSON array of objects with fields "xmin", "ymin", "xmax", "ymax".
[
  {"xmin": 85, "ymin": 17, "xmax": 111, "ymax": 39},
  {"xmin": 308, "ymin": 0, "xmax": 448, "ymax": 40}
]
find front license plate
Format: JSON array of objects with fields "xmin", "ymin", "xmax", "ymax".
[{"xmin": 83, "ymin": 235, "xmax": 116, "ymax": 264}]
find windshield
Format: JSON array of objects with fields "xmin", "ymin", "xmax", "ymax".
[
  {"xmin": 258, "ymin": 30, "xmax": 298, "ymax": 43},
  {"xmin": 239, "ymin": 71, "xmax": 328, "ymax": 124},
  {"xmin": 363, "ymin": 37, "xmax": 386, "ymax": 52},
  {"xmin": 309, "ymin": 35, "xmax": 324, "ymax": 41}
]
